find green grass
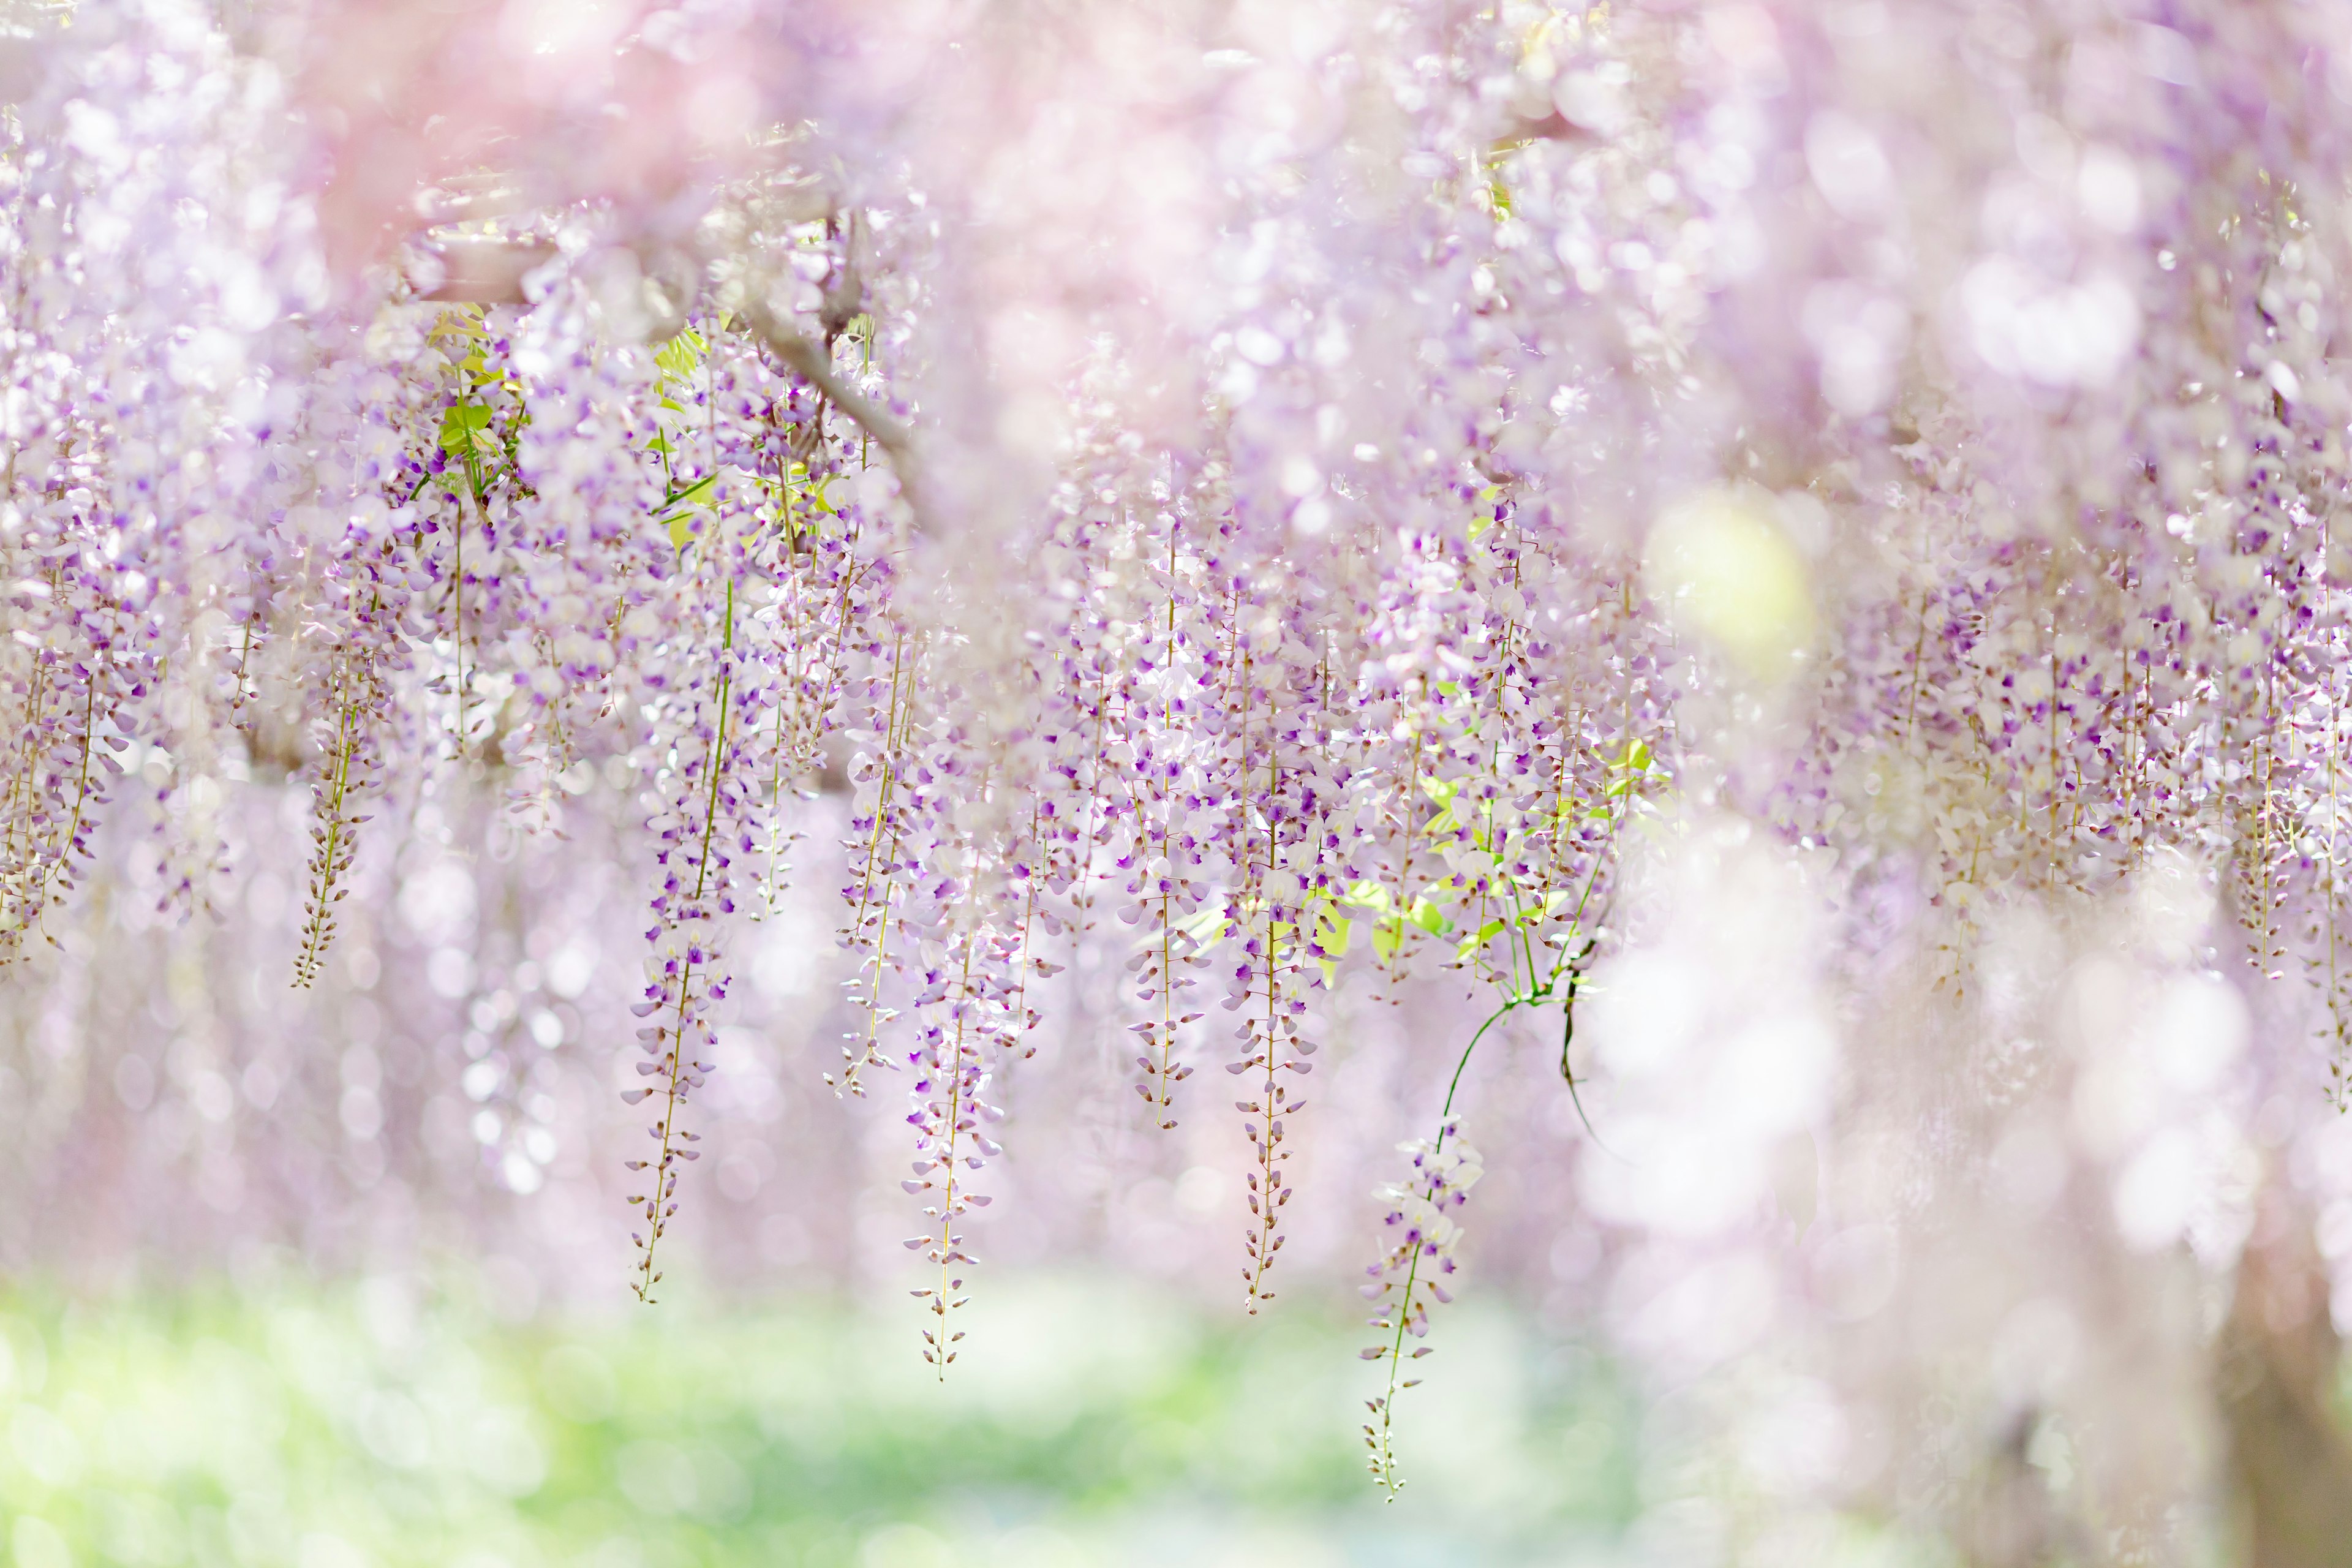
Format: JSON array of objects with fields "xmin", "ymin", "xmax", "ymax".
[{"xmin": 0, "ymin": 1272, "xmax": 1642, "ymax": 1567}]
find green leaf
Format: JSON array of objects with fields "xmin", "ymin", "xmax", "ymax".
[
  {"xmin": 654, "ymin": 327, "xmax": 708, "ymax": 382},
  {"xmin": 1178, "ymin": 908, "xmax": 1231, "ymax": 945},
  {"xmin": 1408, "ymin": 898, "xmax": 1448, "ymax": 937},
  {"xmin": 663, "ymin": 473, "xmax": 718, "ymax": 512},
  {"xmin": 1452, "ymin": 917, "xmax": 1505, "ymax": 962},
  {"xmin": 654, "ymin": 473, "xmax": 721, "ymax": 551},
  {"xmin": 1319, "ymin": 913, "xmax": 1352, "ymax": 959},
  {"xmin": 438, "ymin": 402, "xmax": 493, "ymax": 460}
]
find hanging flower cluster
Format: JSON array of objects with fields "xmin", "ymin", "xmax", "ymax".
[{"xmin": 1359, "ymin": 1118, "xmax": 1485, "ymax": 1495}]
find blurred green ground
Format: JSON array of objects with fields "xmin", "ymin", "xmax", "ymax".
[{"xmin": 0, "ymin": 1272, "xmax": 1645, "ymax": 1568}]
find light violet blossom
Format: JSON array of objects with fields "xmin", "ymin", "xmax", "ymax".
[{"xmin": 13, "ymin": 0, "xmax": 2352, "ymax": 1540}]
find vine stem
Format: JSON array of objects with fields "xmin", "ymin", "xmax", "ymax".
[
  {"xmin": 1370, "ymin": 807, "xmax": 1635, "ymax": 1494},
  {"xmin": 1371, "ymin": 999, "xmax": 1512, "ymax": 1496}
]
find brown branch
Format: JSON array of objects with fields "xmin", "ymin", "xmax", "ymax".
[
  {"xmin": 739, "ymin": 299, "xmax": 925, "ymax": 524},
  {"xmin": 391, "ymin": 223, "xmax": 932, "ymax": 529},
  {"xmin": 417, "ymin": 238, "xmax": 556, "ymax": 304}
]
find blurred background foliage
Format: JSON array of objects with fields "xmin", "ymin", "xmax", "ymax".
[{"xmin": 0, "ymin": 1271, "xmax": 1654, "ymax": 1568}]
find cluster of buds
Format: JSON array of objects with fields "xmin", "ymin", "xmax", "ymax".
[
  {"xmin": 900, "ymin": 919, "xmax": 1012, "ymax": 1374},
  {"xmin": 293, "ymin": 650, "xmax": 388, "ymax": 988},
  {"xmin": 1360, "ymin": 1120, "xmax": 1485, "ymax": 1494},
  {"xmin": 621, "ymin": 931, "xmax": 721, "ymax": 1303}
]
